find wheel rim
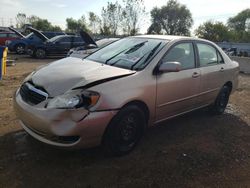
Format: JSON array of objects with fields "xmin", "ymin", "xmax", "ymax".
[
  {"xmin": 118, "ymin": 113, "xmax": 139, "ymax": 151},
  {"xmin": 16, "ymin": 45, "xmax": 24, "ymax": 54},
  {"xmin": 36, "ymin": 49, "xmax": 45, "ymax": 58}
]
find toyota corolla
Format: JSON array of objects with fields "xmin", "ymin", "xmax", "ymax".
[{"xmin": 14, "ymin": 35, "xmax": 239, "ymax": 156}]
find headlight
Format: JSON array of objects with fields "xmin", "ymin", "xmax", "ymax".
[{"xmin": 46, "ymin": 90, "xmax": 100, "ymax": 109}]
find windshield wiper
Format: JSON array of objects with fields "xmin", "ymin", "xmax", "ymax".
[
  {"xmin": 131, "ymin": 42, "xmax": 162, "ymax": 70},
  {"xmin": 104, "ymin": 41, "xmax": 148, "ymax": 65}
]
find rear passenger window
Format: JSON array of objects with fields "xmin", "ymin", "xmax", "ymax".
[
  {"xmin": 59, "ymin": 37, "xmax": 71, "ymax": 42},
  {"xmin": 0, "ymin": 33, "xmax": 7, "ymax": 37},
  {"xmin": 197, "ymin": 43, "xmax": 219, "ymax": 67},
  {"xmin": 8, "ymin": 33, "xmax": 18, "ymax": 37},
  {"xmin": 162, "ymin": 42, "xmax": 195, "ymax": 70}
]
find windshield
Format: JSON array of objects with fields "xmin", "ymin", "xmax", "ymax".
[
  {"xmin": 96, "ymin": 38, "xmax": 119, "ymax": 48},
  {"xmin": 86, "ymin": 37, "xmax": 166, "ymax": 70}
]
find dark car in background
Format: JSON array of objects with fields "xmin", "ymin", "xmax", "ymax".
[
  {"xmin": 68, "ymin": 38, "xmax": 120, "ymax": 58},
  {"xmin": 27, "ymin": 27, "xmax": 86, "ymax": 58},
  {"xmin": 6, "ymin": 27, "xmax": 65, "ymax": 54},
  {"xmin": 0, "ymin": 31, "xmax": 21, "ymax": 46}
]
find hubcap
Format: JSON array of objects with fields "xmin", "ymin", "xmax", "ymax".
[
  {"xmin": 36, "ymin": 50, "xmax": 45, "ymax": 58},
  {"xmin": 17, "ymin": 45, "xmax": 24, "ymax": 53},
  {"xmin": 120, "ymin": 114, "xmax": 138, "ymax": 145}
]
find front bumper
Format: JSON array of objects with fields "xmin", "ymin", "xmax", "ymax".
[{"xmin": 14, "ymin": 90, "xmax": 118, "ymax": 148}]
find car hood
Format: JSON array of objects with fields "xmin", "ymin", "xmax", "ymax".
[
  {"xmin": 30, "ymin": 57, "xmax": 136, "ymax": 97},
  {"xmin": 79, "ymin": 30, "xmax": 97, "ymax": 46},
  {"xmin": 27, "ymin": 27, "xmax": 49, "ymax": 42},
  {"xmin": 8, "ymin": 27, "xmax": 25, "ymax": 38}
]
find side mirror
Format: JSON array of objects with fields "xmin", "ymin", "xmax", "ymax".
[{"xmin": 158, "ymin": 61, "xmax": 181, "ymax": 73}]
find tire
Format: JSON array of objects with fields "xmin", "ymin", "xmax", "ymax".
[
  {"xmin": 103, "ymin": 105, "xmax": 146, "ymax": 156},
  {"xmin": 15, "ymin": 44, "xmax": 25, "ymax": 54},
  {"xmin": 210, "ymin": 85, "xmax": 231, "ymax": 115},
  {"xmin": 35, "ymin": 48, "xmax": 46, "ymax": 59}
]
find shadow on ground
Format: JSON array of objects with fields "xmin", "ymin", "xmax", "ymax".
[{"xmin": 0, "ymin": 109, "xmax": 250, "ymax": 188}]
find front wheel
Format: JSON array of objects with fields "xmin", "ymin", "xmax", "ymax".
[
  {"xmin": 210, "ymin": 85, "xmax": 231, "ymax": 115},
  {"xmin": 103, "ymin": 105, "xmax": 146, "ymax": 156}
]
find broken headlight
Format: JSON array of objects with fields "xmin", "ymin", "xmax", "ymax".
[{"xmin": 46, "ymin": 90, "xmax": 100, "ymax": 109}]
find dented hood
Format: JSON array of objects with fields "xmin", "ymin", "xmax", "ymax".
[{"xmin": 31, "ymin": 57, "xmax": 135, "ymax": 97}]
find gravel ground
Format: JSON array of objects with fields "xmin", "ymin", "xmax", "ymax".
[{"xmin": 0, "ymin": 55, "xmax": 250, "ymax": 188}]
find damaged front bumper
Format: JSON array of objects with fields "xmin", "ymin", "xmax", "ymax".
[{"xmin": 14, "ymin": 90, "xmax": 118, "ymax": 148}]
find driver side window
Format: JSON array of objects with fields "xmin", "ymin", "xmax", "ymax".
[{"xmin": 162, "ymin": 42, "xmax": 195, "ymax": 70}]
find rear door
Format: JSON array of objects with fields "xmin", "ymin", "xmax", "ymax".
[
  {"xmin": 156, "ymin": 41, "xmax": 201, "ymax": 122},
  {"xmin": 195, "ymin": 42, "xmax": 226, "ymax": 106}
]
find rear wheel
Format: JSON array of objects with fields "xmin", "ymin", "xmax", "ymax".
[
  {"xmin": 103, "ymin": 105, "xmax": 146, "ymax": 156},
  {"xmin": 35, "ymin": 48, "xmax": 46, "ymax": 59},
  {"xmin": 15, "ymin": 44, "xmax": 25, "ymax": 54},
  {"xmin": 210, "ymin": 85, "xmax": 231, "ymax": 115}
]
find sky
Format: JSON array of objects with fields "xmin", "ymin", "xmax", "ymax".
[{"xmin": 0, "ymin": 0, "xmax": 249, "ymax": 34}]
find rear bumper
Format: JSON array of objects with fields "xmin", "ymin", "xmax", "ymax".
[{"xmin": 14, "ymin": 90, "xmax": 118, "ymax": 148}]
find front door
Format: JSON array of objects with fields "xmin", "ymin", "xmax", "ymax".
[{"xmin": 156, "ymin": 42, "xmax": 201, "ymax": 123}]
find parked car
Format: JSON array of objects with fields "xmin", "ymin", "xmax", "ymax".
[
  {"xmin": 0, "ymin": 31, "xmax": 21, "ymax": 46},
  {"xmin": 14, "ymin": 35, "xmax": 239, "ymax": 156},
  {"xmin": 26, "ymin": 27, "xmax": 86, "ymax": 58},
  {"xmin": 68, "ymin": 38, "xmax": 120, "ymax": 58},
  {"xmin": 7, "ymin": 27, "xmax": 65, "ymax": 54}
]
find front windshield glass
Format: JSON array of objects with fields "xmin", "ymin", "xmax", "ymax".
[{"xmin": 86, "ymin": 37, "xmax": 166, "ymax": 70}]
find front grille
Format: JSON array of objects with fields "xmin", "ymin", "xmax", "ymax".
[{"xmin": 20, "ymin": 82, "xmax": 48, "ymax": 105}]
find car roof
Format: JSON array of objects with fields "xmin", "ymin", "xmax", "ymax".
[
  {"xmin": 0, "ymin": 31, "xmax": 15, "ymax": 34},
  {"xmin": 133, "ymin": 35, "xmax": 208, "ymax": 42},
  {"xmin": 133, "ymin": 35, "xmax": 214, "ymax": 44}
]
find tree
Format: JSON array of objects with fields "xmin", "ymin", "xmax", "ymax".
[
  {"xmin": 88, "ymin": 12, "xmax": 101, "ymax": 34},
  {"xmin": 147, "ymin": 0, "xmax": 193, "ymax": 36},
  {"xmin": 101, "ymin": 1, "xmax": 123, "ymax": 36},
  {"xmin": 195, "ymin": 21, "xmax": 230, "ymax": 42},
  {"xmin": 27, "ymin": 15, "xmax": 62, "ymax": 32},
  {"xmin": 66, "ymin": 16, "xmax": 88, "ymax": 33},
  {"xmin": 16, "ymin": 13, "xmax": 27, "ymax": 28},
  {"xmin": 228, "ymin": 9, "xmax": 250, "ymax": 32},
  {"xmin": 122, "ymin": 0, "xmax": 145, "ymax": 35}
]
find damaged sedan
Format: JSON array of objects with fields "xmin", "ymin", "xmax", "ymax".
[{"xmin": 14, "ymin": 35, "xmax": 239, "ymax": 156}]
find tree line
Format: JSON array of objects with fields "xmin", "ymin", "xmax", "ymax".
[{"xmin": 15, "ymin": 0, "xmax": 250, "ymax": 42}]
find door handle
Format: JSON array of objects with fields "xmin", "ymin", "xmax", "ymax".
[
  {"xmin": 220, "ymin": 67, "xmax": 224, "ymax": 72},
  {"xmin": 192, "ymin": 72, "xmax": 200, "ymax": 78}
]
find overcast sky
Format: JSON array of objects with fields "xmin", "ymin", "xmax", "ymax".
[{"xmin": 0, "ymin": 0, "xmax": 249, "ymax": 34}]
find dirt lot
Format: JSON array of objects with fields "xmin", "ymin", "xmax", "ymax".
[{"xmin": 0, "ymin": 56, "xmax": 250, "ymax": 188}]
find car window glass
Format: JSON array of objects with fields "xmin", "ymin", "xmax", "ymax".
[
  {"xmin": 8, "ymin": 33, "xmax": 18, "ymax": 37},
  {"xmin": 197, "ymin": 43, "xmax": 218, "ymax": 67},
  {"xmin": 217, "ymin": 51, "xmax": 224, "ymax": 64},
  {"xmin": 162, "ymin": 42, "xmax": 195, "ymax": 70},
  {"xmin": 59, "ymin": 37, "xmax": 71, "ymax": 42},
  {"xmin": 0, "ymin": 33, "xmax": 7, "ymax": 37},
  {"xmin": 87, "ymin": 38, "xmax": 166, "ymax": 70},
  {"xmin": 73, "ymin": 37, "xmax": 83, "ymax": 42}
]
